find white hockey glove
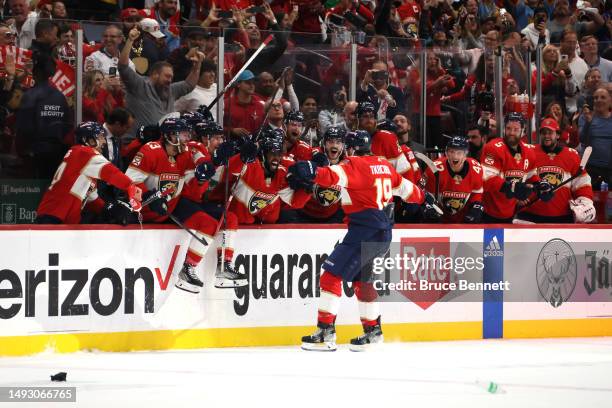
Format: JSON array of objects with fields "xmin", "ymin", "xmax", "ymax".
[{"xmin": 569, "ymin": 196, "xmax": 596, "ymax": 223}]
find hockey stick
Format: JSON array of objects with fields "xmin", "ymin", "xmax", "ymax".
[
  {"xmin": 203, "ymin": 35, "xmax": 274, "ymax": 112},
  {"xmin": 516, "ymin": 146, "xmax": 592, "ymax": 213},
  {"xmin": 413, "ymin": 152, "xmax": 443, "ymax": 216},
  {"xmin": 168, "ymin": 213, "xmax": 209, "ymax": 246},
  {"xmin": 216, "ymin": 67, "xmax": 290, "ymax": 239},
  {"xmin": 141, "ymin": 188, "xmax": 174, "ymax": 208}
]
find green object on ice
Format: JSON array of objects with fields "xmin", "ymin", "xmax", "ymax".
[{"xmin": 487, "ymin": 382, "xmax": 499, "ymax": 393}]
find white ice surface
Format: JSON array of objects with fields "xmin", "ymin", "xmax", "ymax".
[{"xmin": 1, "ymin": 337, "xmax": 612, "ymax": 408}]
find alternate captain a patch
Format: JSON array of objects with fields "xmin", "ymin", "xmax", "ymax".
[
  {"xmin": 314, "ymin": 185, "xmax": 341, "ymax": 207},
  {"xmin": 248, "ymin": 191, "xmax": 276, "ymax": 214}
]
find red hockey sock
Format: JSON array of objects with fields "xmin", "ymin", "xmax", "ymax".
[
  {"xmin": 185, "ymin": 250, "xmax": 202, "ymax": 267},
  {"xmin": 216, "ymin": 248, "xmax": 234, "ymax": 262},
  {"xmin": 354, "ymin": 281, "xmax": 380, "ymax": 327}
]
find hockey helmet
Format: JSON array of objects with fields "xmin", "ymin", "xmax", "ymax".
[
  {"xmin": 76, "ymin": 121, "xmax": 105, "ymax": 147},
  {"xmin": 345, "ymin": 130, "xmax": 372, "ymax": 155}
]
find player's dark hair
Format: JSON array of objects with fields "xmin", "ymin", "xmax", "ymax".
[
  {"xmin": 106, "ymin": 107, "xmax": 132, "ymax": 126},
  {"xmin": 34, "ymin": 19, "xmax": 57, "ymax": 38}
]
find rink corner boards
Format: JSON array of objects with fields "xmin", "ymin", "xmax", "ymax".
[{"xmin": 1, "ymin": 223, "xmax": 612, "ymax": 356}]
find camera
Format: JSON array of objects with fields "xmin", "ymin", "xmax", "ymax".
[
  {"xmin": 476, "ymin": 90, "xmax": 495, "ymax": 113},
  {"xmin": 372, "ymin": 70, "xmax": 388, "ymax": 81}
]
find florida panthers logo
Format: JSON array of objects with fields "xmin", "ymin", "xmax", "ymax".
[
  {"xmin": 539, "ymin": 166, "xmax": 564, "ymax": 187},
  {"xmin": 248, "ymin": 191, "xmax": 277, "ymax": 214},
  {"xmin": 441, "ymin": 191, "xmax": 470, "ymax": 215},
  {"xmin": 504, "ymin": 169, "xmax": 525, "ymax": 185},
  {"xmin": 314, "ymin": 185, "xmax": 341, "ymax": 207},
  {"xmin": 159, "ymin": 173, "xmax": 180, "ymax": 198}
]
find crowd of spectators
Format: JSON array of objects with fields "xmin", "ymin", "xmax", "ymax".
[{"xmin": 0, "ymin": 0, "xmax": 611, "ymax": 222}]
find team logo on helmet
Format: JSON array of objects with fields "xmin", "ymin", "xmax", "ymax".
[
  {"xmin": 158, "ymin": 173, "xmax": 180, "ymax": 199},
  {"xmin": 248, "ymin": 191, "xmax": 277, "ymax": 214},
  {"xmin": 441, "ymin": 191, "xmax": 469, "ymax": 215},
  {"xmin": 539, "ymin": 166, "xmax": 564, "ymax": 187},
  {"xmin": 314, "ymin": 185, "xmax": 342, "ymax": 207}
]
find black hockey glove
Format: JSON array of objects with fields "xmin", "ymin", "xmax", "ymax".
[
  {"xmin": 421, "ymin": 192, "xmax": 441, "ymax": 221},
  {"xmin": 464, "ymin": 202, "xmax": 484, "ymax": 223},
  {"xmin": 212, "ymin": 141, "xmax": 237, "ymax": 166},
  {"xmin": 311, "ymin": 151, "xmax": 330, "ymax": 167},
  {"xmin": 239, "ymin": 138, "xmax": 258, "ymax": 164},
  {"xmin": 535, "ymin": 180, "xmax": 554, "ymax": 202},
  {"xmin": 142, "ymin": 189, "xmax": 168, "ymax": 216},
  {"xmin": 287, "ymin": 172, "xmax": 314, "ymax": 192},
  {"xmin": 137, "ymin": 124, "xmax": 161, "ymax": 144},
  {"xmin": 292, "ymin": 160, "xmax": 318, "ymax": 182},
  {"xmin": 500, "ymin": 179, "xmax": 533, "ymax": 200},
  {"xmin": 195, "ymin": 161, "xmax": 216, "ymax": 182},
  {"xmin": 104, "ymin": 199, "xmax": 133, "ymax": 225}
]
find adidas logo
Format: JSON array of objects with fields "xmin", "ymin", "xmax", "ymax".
[{"xmin": 484, "ymin": 235, "xmax": 504, "ymax": 257}]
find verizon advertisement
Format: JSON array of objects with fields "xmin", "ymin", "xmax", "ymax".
[{"xmin": 0, "ymin": 228, "xmax": 483, "ymax": 338}]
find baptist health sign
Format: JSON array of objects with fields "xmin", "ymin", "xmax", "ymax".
[
  {"xmin": 0, "ymin": 180, "xmax": 46, "ymax": 224},
  {"xmin": 0, "ymin": 225, "xmax": 610, "ymax": 356}
]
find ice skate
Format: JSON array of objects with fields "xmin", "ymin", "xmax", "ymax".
[
  {"xmin": 175, "ymin": 262, "xmax": 204, "ymax": 293},
  {"xmin": 349, "ymin": 317, "xmax": 383, "ymax": 352},
  {"xmin": 301, "ymin": 322, "xmax": 337, "ymax": 351},
  {"xmin": 215, "ymin": 260, "xmax": 248, "ymax": 288}
]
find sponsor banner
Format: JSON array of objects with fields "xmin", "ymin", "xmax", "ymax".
[
  {"xmin": 483, "ymin": 228, "xmax": 504, "ymax": 339},
  {"xmin": 0, "ymin": 180, "xmax": 47, "ymax": 224},
  {"xmin": 0, "ymin": 228, "xmax": 483, "ymax": 340},
  {"xmin": 503, "ymin": 229, "xmax": 612, "ymax": 320}
]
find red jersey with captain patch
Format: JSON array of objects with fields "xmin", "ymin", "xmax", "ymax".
[
  {"xmin": 424, "ymin": 157, "xmax": 484, "ymax": 223},
  {"xmin": 481, "ymin": 139, "xmax": 538, "ymax": 219},
  {"xmin": 125, "ymin": 141, "xmax": 206, "ymax": 222},
  {"xmin": 314, "ymin": 155, "xmax": 424, "ymax": 215},
  {"xmin": 524, "ymin": 145, "xmax": 593, "ymax": 217},
  {"xmin": 209, "ymin": 154, "xmax": 311, "ymax": 224},
  {"xmin": 37, "ymin": 145, "xmax": 133, "ymax": 224}
]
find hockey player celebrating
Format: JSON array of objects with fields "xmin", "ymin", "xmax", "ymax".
[
  {"xmin": 36, "ymin": 122, "xmax": 142, "ymax": 224},
  {"xmin": 283, "ymin": 110, "xmax": 316, "ymax": 161},
  {"xmin": 514, "ymin": 118, "xmax": 594, "ymax": 223},
  {"xmin": 424, "ymin": 136, "xmax": 484, "ymax": 223},
  {"xmin": 126, "ymin": 117, "xmax": 243, "ymax": 293},
  {"xmin": 481, "ymin": 113, "xmax": 553, "ymax": 223},
  {"xmin": 290, "ymin": 130, "xmax": 426, "ymax": 352},
  {"xmin": 298, "ymin": 126, "xmax": 346, "ymax": 223},
  {"xmin": 208, "ymin": 127, "xmax": 311, "ymax": 226},
  {"xmin": 356, "ymin": 102, "xmax": 413, "ymax": 179}
]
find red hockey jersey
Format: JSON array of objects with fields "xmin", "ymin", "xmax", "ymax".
[
  {"xmin": 400, "ymin": 144, "xmax": 422, "ymax": 185},
  {"xmin": 286, "ymin": 140, "xmax": 316, "ymax": 161},
  {"xmin": 424, "ymin": 157, "xmax": 484, "ymax": 223},
  {"xmin": 481, "ymin": 139, "xmax": 538, "ymax": 219},
  {"xmin": 371, "ymin": 130, "xmax": 412, "ymax": 179},
  {"xmin": 209, "ymin": 155, "xmax": 311, "ymax": 224},
  {"xmin": 125, "ymin": 141, "xmax": 206, "ymax": 222},
  {"xmin": 37, "ymin": 145, "xmax": 134, "ymax": 224},
  {"xmin": 314, "ymin": 155, "xmax": 424, "ymax": 215},
  {"xmin": 524, "ymin": 145, "xmax": 593, "ymax": 217}
]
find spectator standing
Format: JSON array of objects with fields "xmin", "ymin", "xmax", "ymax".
[
  {"xmin": 82, "ymin": 70, "xmax": 125, "ymax": 124},
  {"xmin": 87, "ymin": 25, "xmax": 136, "ymax": 74},
  {"xmin": 580, "ymin": 35, "xmax": 612, "ymax": 83},
  {"xmin": 9, "ymin": 0, "xmax": 37, "ymax": 49},
  {"xmin": 223, "ymin": 70, "xmax": 265, "ymax": 138},
  {"xmin": 174, "ymin": 59, "xmax": 217, "ymax": 120},
  {"xmin": 357, "ymin": 60, "xmax": 405, "ymax": 121},
  {"xmin": 16, "ymin": 55, "xmax": 70, "ymax": 179},
  {"xmin": 118, "ymin": 26, "xmax": 203, "ymax": 140},
  {"xmin": 143, "ymin": 0, "xmax": 181, "ymax": 51},
  {"xmin": 318, "ymin": 84, "xmax": 348, "ymax": 135},
  {"xmin": 167, "ymin": 22, "xmax": 209, "ymax": 82},
  {"xmin": 30, "ymin": 19, "xmax": 57, "ymax": 59},
  {"xmin": 579, "ymin": 87, "xmax": 612, "ymax": 188}
]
